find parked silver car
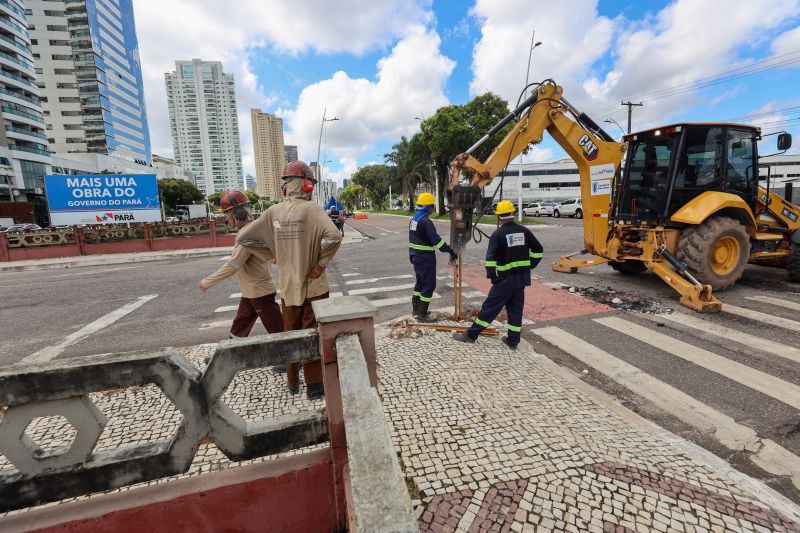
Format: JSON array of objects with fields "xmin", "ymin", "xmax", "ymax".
[
  {"xmin": 552, "ymin": 199, "xmax": 583, "ymax": 219},
  {"xmin": 521, "ymin": 203, "xmax": 554, "ymax": 217}
]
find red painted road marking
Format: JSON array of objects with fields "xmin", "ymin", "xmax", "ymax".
[{"xmin": 458, "ymin": 263, "xmax": 611, "ymax": 322}]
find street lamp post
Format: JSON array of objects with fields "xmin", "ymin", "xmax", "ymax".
[
  {"xmin": 518, "ymin": 32, "xmax": 542, "ymax": 221},
  {"xmin": 315, "ymin": 108, "xmax": 339, "ymax": 204},
  {"xmin": 604, "ymin": 118, "xmax": 626, "ymax": 140}
]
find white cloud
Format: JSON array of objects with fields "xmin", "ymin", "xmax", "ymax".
[
  {"xmin": 322, "ymin": 157, "xmax": 359, "ymax": 186},
  {"xmin": 587, "ymin": 0, "xmax": 800, "ymax": 126},
  {"xmin": 469, "ymin": 0, "xmax": 615, "ymax": 105},
  {"xmin": 469, "ymin": 0, "xmax": 800, "ymax": 133},
  {"xmin": 132, "ymin": 0, "xmax": 432, "ymax": 174},
  {"xmin": 772, "ymin": 26, "xmax": 800, "ymax": 56},
  {"xmin": 282, "ymin": 25, "xmax": 455, "ymax": 162}
]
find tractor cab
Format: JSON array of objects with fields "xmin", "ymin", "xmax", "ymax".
[{"xmin": 614, "ymin": 123, "xmax": 769, "ymax": 227}]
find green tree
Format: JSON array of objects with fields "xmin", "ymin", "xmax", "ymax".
[
  {"xmin": 207, "ymin": 191, "xmax": 222, "ymax": 207},
  {"xmin": 385, "ymin": 133, "xmax": 434, "ymax": 212},
  {"xmin": 244, "ymin": 190, "xmax": 260, "ymax": 206},
  {"xmin": 419, "ymin": 92, "xmax": 515, "ymax": 213},
  {"xmin": 337, "ymin": 183, "xmax": 368, "ymax": 209},
  {"xmin": 350, "ymin": 164, "xmax": 399, "ymax": 210},
  {"xmin": 158, "ymin": 178, "xmax": 204, "ymax": 215}
]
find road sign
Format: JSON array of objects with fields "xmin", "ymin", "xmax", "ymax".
[{"xmin": 44, "ymin": 174, "xmax": 161, "ymax": 225}]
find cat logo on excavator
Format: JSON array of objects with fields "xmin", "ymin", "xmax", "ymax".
[{"xmin": 578, "ymin": 134, "xmax": 599, "ymax": 161}]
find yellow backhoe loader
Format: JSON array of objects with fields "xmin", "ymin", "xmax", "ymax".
[{"xmin": 448, "ymin": 79, "xmax": 800, "ymax": 312}]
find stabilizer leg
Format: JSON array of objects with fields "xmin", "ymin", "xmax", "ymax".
[{"xmin": 552, "ymin": 252, "xmax": 609, "ymax": 273}]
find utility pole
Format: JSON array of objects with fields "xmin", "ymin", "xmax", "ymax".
[{"xmin": 620, "ymin": 101, "xmax": 643, "ymax": 134}]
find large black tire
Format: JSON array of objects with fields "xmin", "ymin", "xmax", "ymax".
[
  {"xmin": 553, "ymin": 210, "xmax": 561, "ymax": 218},
  {"xmin": 676, "ymin": 216, "xmax": 751, "ymax": 291},
  {"xmin": 609, "ymin": 260, "xmax": 647, "ymax": 275},
  {"xmin": 575, "ymin": 208, "xmax": 583, "ymax": 219},
  {"xmin": 789, "ymin": 243, "xmax": 800, "ymax": 283}
]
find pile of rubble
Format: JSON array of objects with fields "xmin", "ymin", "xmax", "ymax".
[{"xmin": 564, "ymin": 286, "xmax": 673, "ymax": 314}]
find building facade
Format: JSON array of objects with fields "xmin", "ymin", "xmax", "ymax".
[
  {"xmin": 251, "ymin": 109, "xmax": 284, "ymax": 199},
  {"xmin": 490, "ymin": 159, "xmax": 582, "ymax": 203},
  {"xmin": 165, "ymin": 59, "xmax": 242, "ymax": 195},
  {"xmin": 244, "ymin": 172, "xmax": 255, "ymax": 192},
  {"xmin": 284, "ymin": 144, "xmax": 297, "ymax": 164},
  {"xmin": 152, "ymin": 153, "xmax": 194, "ymax": 182},
  {"xmin": 0, "ymin": 0, "xmax": 51, "ymax": 207},
  {"xmin": 27, "ymin": 0, "xmax": 152, "ymax": 166}
]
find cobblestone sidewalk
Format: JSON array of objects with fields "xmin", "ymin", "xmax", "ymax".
[
  {"xmin": 377, "ymin": 323, "xmax": 800, "ymax": 533},
  {"xmin": 2, "ymin": 324, "xmax": 800, "ymax": 531}
]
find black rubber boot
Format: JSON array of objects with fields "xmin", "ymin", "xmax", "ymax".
[
  {"xmin": 415, "ymin": 300, "xmax": 437, "ymax": 323},
  {"xmin": 501, "ymin": 336, "xmax": 518, "ymax": 350},
  {"xmin": 411, "ymin": 295, "xmax": 420, "ymax": 317},
  {"xmin": 452, "ymin": 331, "xmax": 476, "ymax": 343}
]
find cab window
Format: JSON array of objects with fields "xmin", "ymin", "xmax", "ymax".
[
  {"xmin": 668, "ymin": 127, "xmax": 723, "ymax": 216},
  {"xmin": 723, "ymin": 129, "xmax": 756, "ymax": 201}
]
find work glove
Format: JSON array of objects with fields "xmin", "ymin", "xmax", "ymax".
[{"xmin": 449, "ymin": 250, "xmax": 458, "ymax": 262}]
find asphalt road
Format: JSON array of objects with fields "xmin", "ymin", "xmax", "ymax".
[{"xmin": 2, "ymin": 212, "xmax": 800, "ymax": 499}]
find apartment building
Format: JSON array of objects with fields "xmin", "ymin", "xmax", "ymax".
[
  {"xmin": 251, "ymin": 108, "xmax": 284, "ymax": 199},
  {"xmin": 165, "ymin": 59, "xmax": 242, "ymax": 194}
]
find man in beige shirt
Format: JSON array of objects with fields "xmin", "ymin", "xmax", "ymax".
[
  {"xmin": 238, "ymin": 161, "xmax": 342, "ymax": 398},
  {"xmin": 198, "ymin": 190, "xmax": 283, "ymax": 339}
]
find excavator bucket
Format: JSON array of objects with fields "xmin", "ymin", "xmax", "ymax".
[{"xmin": 447, "ymin": 185, "xmax": 482, "ymax": 253}]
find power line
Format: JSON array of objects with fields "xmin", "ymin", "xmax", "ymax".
[{"xmin": 590, "ymin": 48, "xmax": 800, "ymax": 117}]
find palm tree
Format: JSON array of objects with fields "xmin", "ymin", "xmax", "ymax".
[{"xmin": 386, "ymin": 134, "xmax": 433, "ymax": 212}]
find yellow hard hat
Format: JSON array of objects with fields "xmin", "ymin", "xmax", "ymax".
[
  {"xmin": 495, "ymin": 200, "xmax": 516, "ymax": 215},
  {"xmin": 417, "ymin": 192, "xmax": 435, "ymax": 206}
]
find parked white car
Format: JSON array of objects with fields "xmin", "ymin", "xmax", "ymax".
[
  {"xmin": 552, "ymin": 199, "xmax": 583, "ymax": 219},
  {"xmin": 521, "ymin": 203, "xmax": 553, "ymax": 217}
]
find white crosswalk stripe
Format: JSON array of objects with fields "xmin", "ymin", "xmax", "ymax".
[
  {"xmin": 648, "ymin": 312, "xmax": 800, "ymax": 364},
  {"xmin": 348, "ymin": 283, "xmax": 417, "ymax": 296},
  {"xmin": 462, "ymin": 290, "xmax": 486, "ymax": 299},
  {"xmin": 745, "ymin": 295, "xmax": 800, "ymax": 312},
  {"xmin": 370, "ymin": 293, "xmax": 441, "ymax": 308},
  {"xmin": 532, "ymin": 325, "xmax": 800, "ymax": 485},
  {"xmin": 346, "ymin": 274, "xmax": 414, "ymax": 285},
  {"xmin": 594, "ymin": 316, "xmax": 800, "ymax": 410},
  {"xmin": 723, "ymin": 303, "xmax": 800, "ymax": 331}
]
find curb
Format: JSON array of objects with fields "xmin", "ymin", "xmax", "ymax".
[{"xmin": 0, "ymin": 248, "xmax": 232, "ymax": 272}]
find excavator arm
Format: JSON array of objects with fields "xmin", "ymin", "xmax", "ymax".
[
  {"xmin": 448, "ymin": 81, "xmax": 625, "ymax": 258},
  {"xmin": 448, "ymin": 80, "xmax": 722, "ymax": 313}
]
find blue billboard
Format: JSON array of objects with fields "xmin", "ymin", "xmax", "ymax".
[{"xmin": 44, "ymin": 174, "xmax": 161, "ymax": 225}]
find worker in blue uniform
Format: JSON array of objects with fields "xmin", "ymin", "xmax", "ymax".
[
  {"xmin": 409, "ymin": 192, "xmax": 457, "ymax": 322},
  {"xmin": 453, "ymin": 200, "xmax": 543, "ymax": 349}
]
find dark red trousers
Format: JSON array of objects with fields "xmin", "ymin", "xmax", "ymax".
[
  {"xmin": 230, "ymin": 293, "xmax": 284, "ymax": 338},
  {"xmin": 282, "ymin": 292, "xmax": 328, "ymax": 390}
]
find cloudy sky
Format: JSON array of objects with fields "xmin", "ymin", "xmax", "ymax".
[{"xmin": 133, "ymin": 0, "xmax": 800, "ymax": 185}]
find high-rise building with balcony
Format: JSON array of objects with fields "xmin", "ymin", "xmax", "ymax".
[
  {"xmin": 165, "ymin": 59, "xmax": 242, "ymax": 195},
  {"xmin": 284, "ymin": 144, "xmax": 297, "ymax": 164},
  {"xmin": 26, "ymin": 0, "xmax": 152, "ymax": 166},
  {"xmin": 0, "ymin": 0, "xmax": 50, "ymax": 205},
  {"xmin": 251, "ymin": 108, "xmax": 284, "ymax": 199}
]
